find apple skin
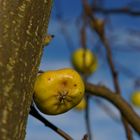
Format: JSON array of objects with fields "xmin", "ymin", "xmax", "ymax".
[
  {"xmin": 131, "ymin": 91, "xmax": 140, "ymax": 107},
  {"xmin": 71, "ymin": 48, "xmax": 98, "ymax": 75},
  {"xmin": 75, "ymin": 97, "xmax": 86, "ymax": 110},
  {"xmin": 34, "ymin": 68, "xmax": 85, "ymax": 115}
]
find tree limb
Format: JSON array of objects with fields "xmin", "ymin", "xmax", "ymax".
[
  {"xmin": 100, "ymin": 36, "xmax": 133, "ymax": 140},
  {"xmin": 92, "ymin": 7, "xmax": 140, "ymax": 16},
  {"xmin": 30, "ymin": 104, "xmax": 73, "ymax": 140},
  {"xmin": 85, "ymin": 82, "xmax": 140, "ymax": 135}
]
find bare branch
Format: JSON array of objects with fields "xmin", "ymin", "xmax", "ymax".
[
  {"xmin": 85, "ymin": 82, "xmax": 140, "ymax": 135},
  {"xmin": 100, "ymin": 33, "xmax": 133, "ymax": 140},
  {"xmin": 30, "ymin": 104, "xmax": 73, "ymax": 140},
  {"xmin": 92, "ymin": 7, "xmax": 140, "ymax": 16},
  {"xmin": 80, "ymin": 7, "xmax": 93, "ymax": 139}
]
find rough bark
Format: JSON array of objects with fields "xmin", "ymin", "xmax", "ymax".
[{"xmin": 0, "ymin": 0, "xmax": 52, "ymax": 140}]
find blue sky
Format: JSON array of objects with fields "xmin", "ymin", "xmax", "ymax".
[{"xmin": 26, "ymin": 0, "xmax": 140, "ymax": 140}]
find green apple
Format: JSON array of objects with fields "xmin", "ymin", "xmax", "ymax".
[
  {"xmin": 131, "ymin": 91, "xmax": 140, "ymax": 107},
  {"xmin": 71, "ymin": 48, "xmax": 98, "ymax": 75}
]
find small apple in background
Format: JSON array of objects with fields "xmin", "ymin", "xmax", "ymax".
[
  {"xmin": 34, "ymin": 68, "xmax": 85, "ymax": 115},
  {"xmin": 131, "ymin": 91, "xmax": 140, "ymax": 107},
  {"xmin": 75, "ymin": 97, "xmax": 86, "ymax": 111},
  {"xmin": 71, "ymin": 48, "xmax": 98, "ymax": 75}
]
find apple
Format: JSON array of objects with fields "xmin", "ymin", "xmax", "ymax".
[
  {"xmin": 34, "ymin": 68, "xmax": 85, "ymax": 115},
  {"xmin": 71, "ymin": 48, "xmax": 98, "ymax": 75},
  {"xmin": 131, "ymin": 91, "xmax": 140, "ymax": 107},
  {"xmin": 75, "ymin": 97, "xmax": 86, "ymax": 110}
]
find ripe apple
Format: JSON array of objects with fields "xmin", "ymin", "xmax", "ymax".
[
  {"xmin": 71, "ymin": 48, "xmax": 98, "ymax": 75},
  {"xmin": 34, "ymin": 68, "xmax": 85, "ymax": 115},
  {"xmin": 75, "ymin": 97, "xmax": 86, "ymax": 110},
  {"xmin": 131, "ymin": 91, "xmax": 140, "ymax": 107}
]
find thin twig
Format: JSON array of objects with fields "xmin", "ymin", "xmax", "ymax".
[
  {"xmin": 100, "ymin": 37, "xmax": 121, "ymax": 93},
  {"xmin": 29, "ymin": 104, "xmax": 73, "ymax": 140},
  {"xmin": 85, "ymin": 94, "xmax": 92, "ymax": 140},
  {"xmin": 100, "ymin": 35, "xmax": 133, "ymax": 140},
  {"xmin": 81, "ymin": 12, "xmax": 93, "ymax": 140},
  {"xmin": 92, "ymin": 7, "xmax": 140, "ymax": 16}
]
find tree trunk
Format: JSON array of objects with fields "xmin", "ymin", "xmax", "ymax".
[{"xmin": 0, "ymin": 0, "xmax": 52, "ymax": 139}]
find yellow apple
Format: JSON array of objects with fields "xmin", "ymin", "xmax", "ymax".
[
  {"xmin": 71, "ymin": 48, "xmax": 98, "ymax": 75},
  {"xmin": 131, "ymin": 91, "xmax": 140, "ymax": 107},
  {"xmin": 34, "ymin": 68, "xmax": 85, "ymax": 115},
  {"xmin": 75, "ymin": 97, "xmax": 86, "ymax": 110}
]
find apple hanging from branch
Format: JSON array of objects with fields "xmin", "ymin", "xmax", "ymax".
[
  {"xmin": 71, "ymin": 48, "xmax": 98, "ymax": 75},
  {"xmin": 33, "ymin": 68, "xmax": 85, "ymax": 115}
]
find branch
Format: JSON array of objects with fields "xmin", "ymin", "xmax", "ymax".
[
  {"xmin": 80, "ymin": 10, "xmax": 93, "ymax": 140},
  {"xmin": 30, "ymin": 104, "xmax": 73, "ymax": 140},
  {"xmin": 85, "ymin": 82, "xmax": 140, "ymax": 135},
  {"xmin": 100, "ymin": 30, "xmax": 133, "ymax": 140},
  {"xmin": 100, "ymin": 37, "xmax": 120, "ymax": 92},
  {"xmin": 92, "ymin": 7, "xmax": 140, "ymax": 16},
  {"xmin": 83, "ymin": 1, "xmax": 134, "ymax": 139},
  {"xmin": 85, "ymin": 94, "xmax": 92, "ymax": 140}
]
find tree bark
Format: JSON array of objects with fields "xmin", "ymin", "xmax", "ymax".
[{"xmin": 0, "ymin": 0, "xmax": 52, "ymax": 140}]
